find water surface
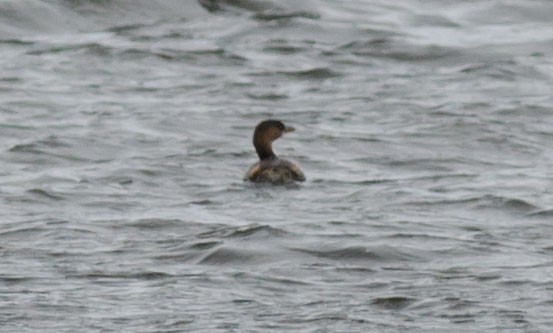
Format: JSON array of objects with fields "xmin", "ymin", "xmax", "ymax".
[{"xmin": 1, "ymin": 0, "xmax": 553, "ymax": 332}]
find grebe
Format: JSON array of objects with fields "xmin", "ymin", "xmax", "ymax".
[{"xmin": 244, "ymin": 119, "xmax": 305, "ymax": 183}]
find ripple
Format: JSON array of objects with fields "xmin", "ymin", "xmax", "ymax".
[
  {"xmin": 188, "ymin": 241, "xmax": 222, "ymax": 250},
  {"xmin": 26, "ymin": 43, "xmax": 112, "ymax": 56},
  {"xmin": 371, "ymin": 296, "xmax": 417, "ymax": 310},
  {"xmin": 0, "ymin": 226, "xmax": 48, "ymax": 239},
  {"xmin": 262, "ymin": 40, "xmax": 308, "ymax": 55},
  {"xmin": 338, "ymin": 38, "xmax": 455, "ymax": 61},
  {"xmin": 197, "ymin": 246, "xmax": 275, "ymax": 265},
  {"xmin": 0, "ymin": 39, "xmax": 34, "ymax": 45},
  {"xmin": 249, "ymin": 67, "xmax": 340, "ymax": 80},
  {"xmin": 9, "ymin": 136, "xmax": 69, "ymax": 152},
  {"xmin": 26, "ymin": 188, "xmax": 65, "ymax": 201},
  {"xmin": 528, "ymin": 209, "xmax": 553, "ymax": 217},
  {"xmin": 253, "ymin": 10, "xmax": 320, "ymax": 21},
  {"xmin": 7, "ymin": 135, "xmax": 109, "ymax": 163},
  {"xmin": 198, "ymin": 224, "xmax": 288, "ymax": 240},
  {"xmin": 472, "ymin": 195, "xmax": 539, "ymax": 213},
  {"xmin": 407, "ymin": 195, "xmax": 541, "ymax": 215},
  {"xmin": 245, "ymin": 92, "xmax": 289, "ymax": 100},
  {"xmin": 292, "ymin": 245, "xmax": 420, "ymax": 262},
  {"xmin": 280, "ymin": 67, "xmax": 339, "ymax": 79},
  {"xmin": 67, "ymin": 271, "xmax": 173, "ymax": 280},
  {"xmin": 114, "ymin": 218, "xmax": 184, "ymax": 229},
  {"xmin": 0, "ymin": 276, "xmax": 36, "ymax": 285},
  {"xmin": 459, "ymin": 60, "xmax": 543, "ymax": 81}
]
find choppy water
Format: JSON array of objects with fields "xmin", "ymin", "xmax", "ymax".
[{"xmin": 2, "ymin": 0, "xmax": 553, "ymax": 332}]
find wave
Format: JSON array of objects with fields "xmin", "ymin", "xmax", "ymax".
[
  {"xmin": 404, "ymin": 194, "xmax": 542, "ymax": 216},
  {"xmin": 198, "ymin": 0, "xmax": 319, "ymax": 18},
  {"xmin": 291, "ymin": 245, "xmax": 422, "ymax": 262},
  {"xmin": 0, "ymin": 0, "xmax": 209, "ymax": 37},
  {"xmin": 0, "ymin": 0, "xmax": 322, "ymax": 38},
  {"xmin": 338, "ymin": 38, "xmax": 456, "ymax": 62},
  {"xmin": 197, "ymin": 246, "xmax": 273, "ymax": 265}
]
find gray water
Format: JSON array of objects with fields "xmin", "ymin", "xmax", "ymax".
[{"xmin": 1, "ymin": 0, "xmax": 553, "ymax": 332}]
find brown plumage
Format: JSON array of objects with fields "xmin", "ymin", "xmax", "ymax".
[{"xmin": 244, "ymin": 120, "xmax": 305, "ymax": 184}]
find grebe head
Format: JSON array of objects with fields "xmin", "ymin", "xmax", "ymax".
[{"xmin": 253, "ymin": 119, "xmax": 295, "ymax": 160}]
